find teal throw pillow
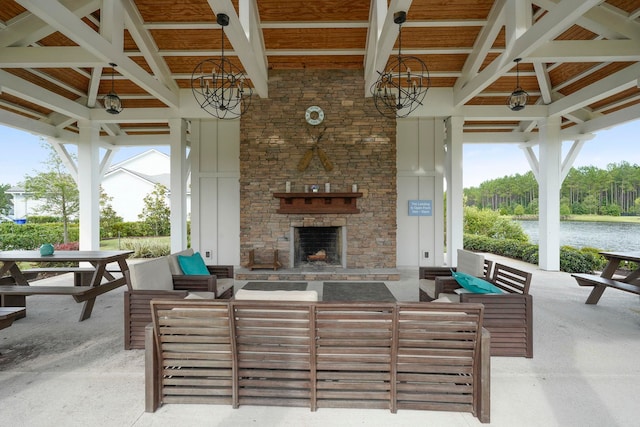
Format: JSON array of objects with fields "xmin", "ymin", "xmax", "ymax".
[
  {"xmin": 451, "ymin": 270, "xmax": 504, "ymax": 294},
  {"xmin": 177, "ymin": 252, "xmax": 210, "ymax": 275}
]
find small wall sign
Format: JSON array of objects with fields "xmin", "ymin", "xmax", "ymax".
[{"xmin": 408, "ymin": 200, "xmax": 432, "ymax": 216}]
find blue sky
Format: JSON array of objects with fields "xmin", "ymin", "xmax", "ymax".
[{"xmin": 0, "ymin": 119, "xmax": 639, "ymax": 188}]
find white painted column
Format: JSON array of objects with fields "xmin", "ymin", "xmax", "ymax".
[
  {"xmin": 538, "ymin": 116, "xmax": 562, "ymax": 271},
  {"xmin": 445, "ymin": 116, "xmax": 464, "ymax": 267},
  {"xmin": 169, "ymin": 118, "xmax": 189, "ymax": 253},
  {"xmin": 77, "ymin": 120, "xmax": 101, "ymax": 250}
]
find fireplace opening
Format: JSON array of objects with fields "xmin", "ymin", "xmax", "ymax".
[{"xmin": 292, "ymin": 226, "xmax": 344, "ymax": 268}]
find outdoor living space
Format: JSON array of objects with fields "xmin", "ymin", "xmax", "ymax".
[{"xmin": 2, "ymin": 254, "xmax": 639, "ymax": 426}]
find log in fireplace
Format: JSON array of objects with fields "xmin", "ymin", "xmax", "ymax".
[{"xmin": 291, "ymin": 226, "xmax": 346, "ymax": 268}]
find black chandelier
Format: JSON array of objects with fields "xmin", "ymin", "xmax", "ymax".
[
  {"xmin": 371, "ymin": 11, "xmax": 430, "ymax": 119},
  {"xmin": 191, "ymin": 13, "xmax": 252, "ymax": 119},
  {"xmin": 507, "ymin": 58, "xmax": 528, "ymax": 111},
  {"xmin": 103, "ymin": 63, "xmax": 123, "ymax": 114}
]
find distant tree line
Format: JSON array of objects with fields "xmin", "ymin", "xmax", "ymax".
[{"xmin": 464, "ymin": 161, "xmax": 640, "ymax": 216}]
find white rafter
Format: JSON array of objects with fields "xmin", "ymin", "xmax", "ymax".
[
  {"xmin": 454, "ymin": 0, "xmax": 603, "ymax": 107},
  {"xmin": 363, "ymin": 0, "xmax": 414, "ymax": 95},
  {"xmin": 16, "ymin": 0, "xmax": 179, "ymax": 109},
  {"xmin": 204, "ymin": 0, "xmax": 269, "ymax": 98}
]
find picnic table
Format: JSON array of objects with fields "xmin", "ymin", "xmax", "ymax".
[
  {"xmin": 572, "ymin": 251, "xmax": 640, "ymax": 304},
  {"xmin": 0, "ymin": 250, "xmax": 133, "ymax": 321}
]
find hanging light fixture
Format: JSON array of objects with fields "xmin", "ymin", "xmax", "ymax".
[
  {"xmin": 103, "ymin": 63, "xmax": 123, "ymax": 114},
  {"xmin": 191, "ymin": 13, "xmax": 252, "ymax": 119},
  {"xmin": 371, "ymin": 11, "xmax": 430, "ymax": 119},
  {"xmin": 507, "ymin": 58, "xmax": 528, "ymax": 111}
]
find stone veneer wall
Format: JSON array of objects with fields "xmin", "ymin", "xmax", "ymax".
[{"xmin": 240, "ymin": 69, "xmax": 396, "ymax": 268}]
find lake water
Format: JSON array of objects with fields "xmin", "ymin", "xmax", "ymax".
[{"xmin": 514, "ymin": 220, "xmax": 640, "ymax": 251}]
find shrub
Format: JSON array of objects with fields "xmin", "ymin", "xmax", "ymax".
[
  {"xmin": 121, "ymin": 238, "xmax": 170, "ymax": 258},
  {"xmin": 0, "ymin": 222, "xmax": 79, "ymax": 250},
  {"xmin": 463, "ymin": 234, "xmax": 600, "ymax": 273}
]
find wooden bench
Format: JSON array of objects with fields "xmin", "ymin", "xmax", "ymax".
[
  {"xmin": 145, "ymin": 299, "xmax": 490, "ymax": 423},
  {"xmin": 22, "ymin": 267, "xmax": 109, "ymax": 286},
  {"xmin": 434, "ymin": 262, "xmax": 534, "ymax": 358},
  {"xmin": 572, "ymin": 273, "xmax": 640, "ymax": 304},
  {"xmin": 0, "ymin": 307, "xmax": 25, "ymax": 330}
]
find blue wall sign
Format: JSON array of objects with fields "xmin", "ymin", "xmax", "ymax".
[{"xmin": 408, "ymin": 200, "xmax": 433, "ymax": 216}]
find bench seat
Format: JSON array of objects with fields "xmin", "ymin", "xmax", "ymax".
[
  {"xmin": 0, "ymin": 307, "xmax": 26, "ymax": 330},
  {"xmin": 572, "ymin": 273, "xmax": 640, "ymax": 304}
]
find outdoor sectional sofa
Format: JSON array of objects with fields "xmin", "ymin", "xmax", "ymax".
[
  {"xmin": 123, "ymin": 249, "xmax": 234, "ymax": 350},
  {"xmin": 420, "ymin": 258, "xmax": 533, "ymax": 358},
  {"xmin": 145, "ymin": 299, "xmax": 491, "ymax": 423}
]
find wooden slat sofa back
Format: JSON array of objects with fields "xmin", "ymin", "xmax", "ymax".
[
  {"xmin": 146, "ymin": 300, "xmax": 490, "ymax": 423},
  {"xmin": 459, "ymin": 263, "xmax": 533, "ymax": 358}
]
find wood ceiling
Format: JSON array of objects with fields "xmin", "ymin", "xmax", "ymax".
[{"xmin": 0, "ymin": 0, "xmax": 639, "ymax": 144}]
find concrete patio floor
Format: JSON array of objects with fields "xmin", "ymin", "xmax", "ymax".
[{"xmin": 1, "ymin": 254, "xmax": 639, "ymax": 426}]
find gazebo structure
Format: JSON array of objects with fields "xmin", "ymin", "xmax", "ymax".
[{"xmin": 1, "ymin": 0, "xmax": 639, "ymax": 271}]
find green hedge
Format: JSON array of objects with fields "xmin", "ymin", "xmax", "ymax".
[
  {"xmin": 463, "ymin": 234, "xmax": 609, "ymax": 273},
  {"xmin": 0, "ymin": 222, "xmax": 80, "ymax": 250}
]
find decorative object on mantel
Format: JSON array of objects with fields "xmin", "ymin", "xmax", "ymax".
[
  {"xmin": 352, "ymin": 184, "xmax": 358, "ymax": 192},
  {"xmin": 311, "ymin": 184, "xmax": 319, "ymax": 192},
  {"xmin": 274, "ymin": 192, "xmax": 362, "ymax": 214},
  {"xmin": 285, "ymin": 181, "xmax": 291, "ymax": 193},
  {"xmin": 191, "ymin": 13, "xmax": 252, "ymax": 119},
  {"xmin": 371, "ymin": 11, "xmax": 430, "ymax": 119}
]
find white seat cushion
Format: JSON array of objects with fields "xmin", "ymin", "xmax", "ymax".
[
  {"xmin": 167, "ymin": 248, "xmax": 194, "ymax": 275},
  {"xmin": 418, "ymin": 278, "xmax": 436, "ymax": 297},
  {"xmin": 433, "ymin": 293, "xmax": 460, "ymax": 303},
  {"xmin": 235, "ymin": 289, "xmax": 318, "ymax": 301},
  {"xmin": 184, "ymin": 291, "xmax": 217, "ymax": 299},
  {"xmin": 216, "ymin": 278, "xmax": 234, "ymax": 297},
  {"xmin": 129, "ymin": 257, "xmax": 173, "ymax": 291}
]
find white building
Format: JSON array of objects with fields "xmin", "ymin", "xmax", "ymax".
[{"xmin": 8, "ymin": 149, "xmax": 187, "ymax": 223}]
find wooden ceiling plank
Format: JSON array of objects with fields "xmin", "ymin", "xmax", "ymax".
[
  {"xmin": 0, "ymin": 46, "xmax": 102, "ymax": 67},
  {"xmin": 454, "ymin": 0, "xmax": 507, "ymax": 93},
  {"xmin": 0, "ymin": 0, "xmax": 100, "ymax": 48},
  {"xmin": 530, "ymin": 40, "xmax": 640, "ymax": 62},
  {"xmin": 455, "ymin": 0, "xmax": 603, "ymax": 107},
  {"xmin": 121, "ymin": 0, "xmax": 178, "ymax": 92},
  {"xmin": 205, "ymin": 0, "xmax": 268, "ymax": 98},
  {"xmin": 16, "ymin": 0, "xmax": 179, "ymax": 108},
  {"xmin": 0, "ymin": 107, "xmax": 78, "ymax": 140},
  {"xmin": 0, "ymin": 69, "xmax": 90, "ymax": 119},
  {"xmin": 536, "ymin": 0, "xmax": 640, "ymax": 40},
  {"xmin": 549, "ymin": 62, "xmax": 640, "ymax": 117}
]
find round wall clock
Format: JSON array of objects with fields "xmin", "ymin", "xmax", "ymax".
[{"xmin": 305, "ymin": 105, "xmax": 324, "ymax": 125}]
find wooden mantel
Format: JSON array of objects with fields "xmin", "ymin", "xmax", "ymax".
[{"xmin": 273, "ymin": 192, "xmax": 363, "ymax": 214}]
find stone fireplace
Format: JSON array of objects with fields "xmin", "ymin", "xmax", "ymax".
[
  {"xmin": 239, "ymin": 69, "xmax": 397, "ymax": 269},
  {"xmin": 291, "ymin": 226, "xmax": 346, "ymax": 268}
]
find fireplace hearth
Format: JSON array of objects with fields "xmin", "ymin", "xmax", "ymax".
[{"xmin": 291, "ymin": 226, "xmax": 346, "ymax": 268}]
